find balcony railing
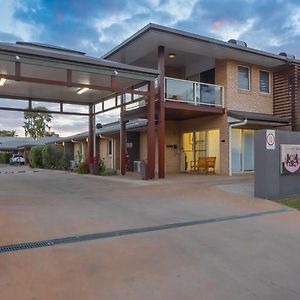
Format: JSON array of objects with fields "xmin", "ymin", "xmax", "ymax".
[{"xmin": 165, "ymin": 77, "xmax": 224, "ymax": 107}]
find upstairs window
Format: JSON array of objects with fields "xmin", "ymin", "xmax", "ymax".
[
  {"xmin": 238, "ymin": 66, "xmax": 250, "ymax": 91},
  {"xmin": 260, "ymin": 71, "xmax": 270, "ymax": 93}
]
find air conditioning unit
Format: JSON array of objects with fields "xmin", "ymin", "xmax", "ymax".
[
  {"xmin": 69, "ymin": 160, "xmax": 76, "ymax": 169},
  {"xmin": 133, "ymin": 160, "xmax": 141, "ymax": 172}
]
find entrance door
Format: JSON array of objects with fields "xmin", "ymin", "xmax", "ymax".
[
  {"xmin": 181, "ymin": 130, "xmax": 220, "ymax": 173},
  {"xmin": 182, "ymin": 132, "xmax": 206, "ymax": 172}
]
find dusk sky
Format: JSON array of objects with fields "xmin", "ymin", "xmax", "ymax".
[{"xmin": 1, "ymin": 0, "xmax": 300, "ymax": 136}]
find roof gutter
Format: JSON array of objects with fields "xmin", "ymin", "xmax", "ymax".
[{"xmin": 229, "ymin": 119, "xmax": 248, "ymax": 176}]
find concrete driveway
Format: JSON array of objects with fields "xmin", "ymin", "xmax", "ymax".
[{"xmin": 0, "ymin": 165, "xmax": 300, "ymax": 300}]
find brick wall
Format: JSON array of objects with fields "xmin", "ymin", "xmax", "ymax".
[
  {"xmin": 216, "ymin": 59, "xmax": 273, "ymax": 114},
  {"xmin": 99, "ymin": 137, "xmax": 113, "ymax": 169}
]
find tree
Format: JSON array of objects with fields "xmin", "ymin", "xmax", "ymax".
[
  {"xmin": 23, "ymin": 106, "xmax": 55, "ymax": 140},
  {"xmin": 0, "ymin": 130, "xmax": 17, "ymax": 137}
]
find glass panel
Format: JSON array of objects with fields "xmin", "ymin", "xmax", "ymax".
[
  {"xmin": 165, "ymin": 78, "xmax": 194, "ymax": 102},
  {"xmin": 231, "ymin": 129, "xmax": 242, "ymax": 172},
  {"xmin": 207, "ymin": 130, "xmax": 220, "ymax": 173},
  {"xmin": 182, "ymin": 132, "xmax": 194, "ymax": 171},
  {"xmin": 260, "ymin": 71, "xmax": 269, "ymax": 93},
  {"xmin": 238, "ymin": 66, "xmax": 250, "ymax": 90},
  {"xmin": 242, "ymin": 130, "xmax": 254, "ymax": 171},
  {"xmin": 194, "ymin": 131, "xmax": 206, "ymax": 160},
  {"xmin": 196, "ymin": 83, "xmax": 222, "ymax": 105}
]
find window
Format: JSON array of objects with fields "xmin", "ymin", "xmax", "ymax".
[
  {"xmin": 238, "ymin": 66, "xmax": 250, "ymax": 90},
  {"xmin": 260, "ymin": 71, "xmax": 270, "ymax": 93},
  {"xmin": 107, "ymin": 139, "xmax": 113, "ymax": 156}
]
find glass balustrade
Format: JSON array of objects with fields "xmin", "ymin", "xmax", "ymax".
[{"xmin": 165, "ymin": 77, "xmax": 223, "ymax": 107}]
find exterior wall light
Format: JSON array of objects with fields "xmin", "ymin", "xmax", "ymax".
[
  {"xmin": 77, "ymin": 87, "xmax": 89, "ymax": 94},
  {"xmin": 168, "ymin": 53, "xmax": 176, "ymax": 58}
]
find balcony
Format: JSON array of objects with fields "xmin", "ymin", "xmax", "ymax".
[{"xmin": 165, "ymin": 77, "xmax": 224, "ymax": 107}]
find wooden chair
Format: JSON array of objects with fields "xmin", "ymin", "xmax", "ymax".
[
  {"xmin": 198, "ymin": 157, "xmax": 208, "ymax": 173},
  {"xmin": 190, "ymin": 160, "xmax": 199, "ymax": 172},
  {"xmin": 206, "ymin": 157, "xmax": 216, "ymax": 174},
  {"xmin": 190, "ymin": 157, "xmax": 216, "ymax": 174}
]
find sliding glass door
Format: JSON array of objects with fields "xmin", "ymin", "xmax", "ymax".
[{"xmin": 231, "ymin": 129, "xmax": 254, "ymax": 173}]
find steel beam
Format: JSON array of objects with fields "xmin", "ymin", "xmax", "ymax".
[
  {"xmin": 0, "ymin": 73, "xmax": 154, "ymax": 97},
  {"xmin": 0, "ymin": 106, "xmax": 89, "ymax": 116}
]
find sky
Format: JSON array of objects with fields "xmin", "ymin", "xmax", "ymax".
[{"xmin": 1, "ymin": 0, "xmax": 300, "ymax": 136}]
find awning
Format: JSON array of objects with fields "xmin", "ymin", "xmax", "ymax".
[{"xmin": 228, "ymin": 110, "xmax": 291, "ymax": 126}]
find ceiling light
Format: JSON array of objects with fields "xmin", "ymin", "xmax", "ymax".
[
  {"xmin": 77, "ymin": 87, "xmax": 89, "ymax": 94},
  {"xmin": 0, "ymin": 78, "xmax": 6, "ymax": 86},
  {"xmin": 168, "ymin": 53, "xmax": 176, "ymax": 58}
]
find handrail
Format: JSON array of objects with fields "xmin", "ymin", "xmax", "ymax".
[{"xmin": 165, "ymin": 77, "xmax": 224, "ymax": 107}]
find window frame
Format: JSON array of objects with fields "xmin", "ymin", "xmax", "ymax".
[
  {"xmin": 107, "ymin": 139, "xmax": 113, "ymax": 156},
  {"xmin": 259, "ymin": 70, "xmax": 271, "ymax": 94},
  {"xmin": 238, "ymin": 65, "xmax": 251, "ymax": 91}
]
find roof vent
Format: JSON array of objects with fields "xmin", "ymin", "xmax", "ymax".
[
  {"xmin": 278, "ymin": 52, "xmax": 295, "ymax": 60},
  {"xmin": 227, "ymin": 39, "xmax": 247, "ymax": 47}
]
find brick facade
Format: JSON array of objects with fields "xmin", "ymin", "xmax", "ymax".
[{"xmin": 216, "ymin": 59, "xmax": 273, "ymax": 114}]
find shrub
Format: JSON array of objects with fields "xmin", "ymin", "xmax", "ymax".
[
  {"xmin": 100, "ymin": 168, "xmax": 118, "ymax": 176},
  {"xmin": 0, "ymin": 152, "xmax": 12, "ymax": 164},
  {"xmin": 42, "ymin": 144, "xmax": 65, "ymax": 169},
  {"xmin": 98, "ymin": 159, "xmax": 106, "ymax": 174},
  {"xmin": 29, "ymin": 146, "xmax": 44, "ymax": 168},
  {"xmin": 78, "ymin": 161, "xmax": 90, "ymax": 174}
]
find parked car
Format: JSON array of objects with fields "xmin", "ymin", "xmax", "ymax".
[{"xmin": 9, "ymin": 154, "xmax": 25, "ymax": 165}]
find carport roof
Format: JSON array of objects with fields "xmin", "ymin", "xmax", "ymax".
[{"xmin": 0, "ymin": 42, "xmax": 159, "ymax": 109}]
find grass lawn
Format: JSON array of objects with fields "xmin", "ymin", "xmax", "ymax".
[{"xmin": 277, "ymin": 198, "xmax": 300, "ymax": 210}]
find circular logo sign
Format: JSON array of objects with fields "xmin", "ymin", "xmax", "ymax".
[{"xmin": 266, "ymin": 132, "xmax": 275, "ymax": 146}]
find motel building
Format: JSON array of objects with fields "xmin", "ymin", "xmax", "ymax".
[{"xmin": 1, "ymin": 23, "xmax": 299, "ymax": 178}]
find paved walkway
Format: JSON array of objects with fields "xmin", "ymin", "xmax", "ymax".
[{"xmin": 0, "ymin": 165, "xmax": 300, "ymax": 299}]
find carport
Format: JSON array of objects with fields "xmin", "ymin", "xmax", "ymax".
[{"xmin": 0, "ymin": 42, "xmax": 159, "ymax": 177}]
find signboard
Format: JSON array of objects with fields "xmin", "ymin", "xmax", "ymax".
[
  {"xmin": 266, "ymin": 130, "xmax": 276, "ymax": 150},
  {"xmin": 280, "ymin": 144, "xmax": 300, "ymax": 175}
]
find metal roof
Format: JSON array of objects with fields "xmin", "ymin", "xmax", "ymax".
[
  {"xmin": 102, "ymin": 23, "xmax": 299, "ymax": 68},
  {"xmin": 61, "ymin": 119, "xmax": 148, "ymax": 142},
  {"xmin": 16, "ymin": 42, "xmax": 86, "ymax": 55},
  {"xmin": 0, "ymin": 42, "xmax": 159, "ymax": 76},
  {"xmin": 0, "ymin": 136, "xmax": 62, "ymax": 150}
]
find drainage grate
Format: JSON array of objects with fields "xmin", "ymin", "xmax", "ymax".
[{"xmin": 0, "ymin": 208, "xmax": 288, "ymax": 253}]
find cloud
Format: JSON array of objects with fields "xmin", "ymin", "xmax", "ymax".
[
  {"xmin": 0, "ymin": 0, "xmax": 42, "ymax": 42},
  {"xmin": 91, "ymin": 0, "xmax": 199, "ymax": 46},
  {"xmin": 2, "ymin": 0, "xmax": 300, "ymax": 136},
  {"xmin": 210, "ymin": 18, "xmax": 256, "ymax": 41}
]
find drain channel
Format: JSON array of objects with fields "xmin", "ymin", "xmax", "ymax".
[{"xmin": 0, "ymin": 208, "xmax": 287, "ymax": 253}]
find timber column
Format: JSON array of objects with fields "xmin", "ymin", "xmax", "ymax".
[
  {"xmin": 158, "ymin": 46, "xmax": 166, "ymax": 178},
  {"xmin": 88, "ymin": 104, "xmax": 95, "ymax": 173},
  {"xmin": 147, "ymin": 81, "xmax": 156, "ymax": 179}
]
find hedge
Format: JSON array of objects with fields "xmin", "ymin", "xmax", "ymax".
[
  {"xmin": 42, "ymin": 144, "xmax": 65, "ymax": 169},
  {"xmin": 29, "ymin": 146, "xmax": 44, "ymax": 168},
  {"xmin": 0, "ymin": 152, "xmax": 12, "ymax": 164}
]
